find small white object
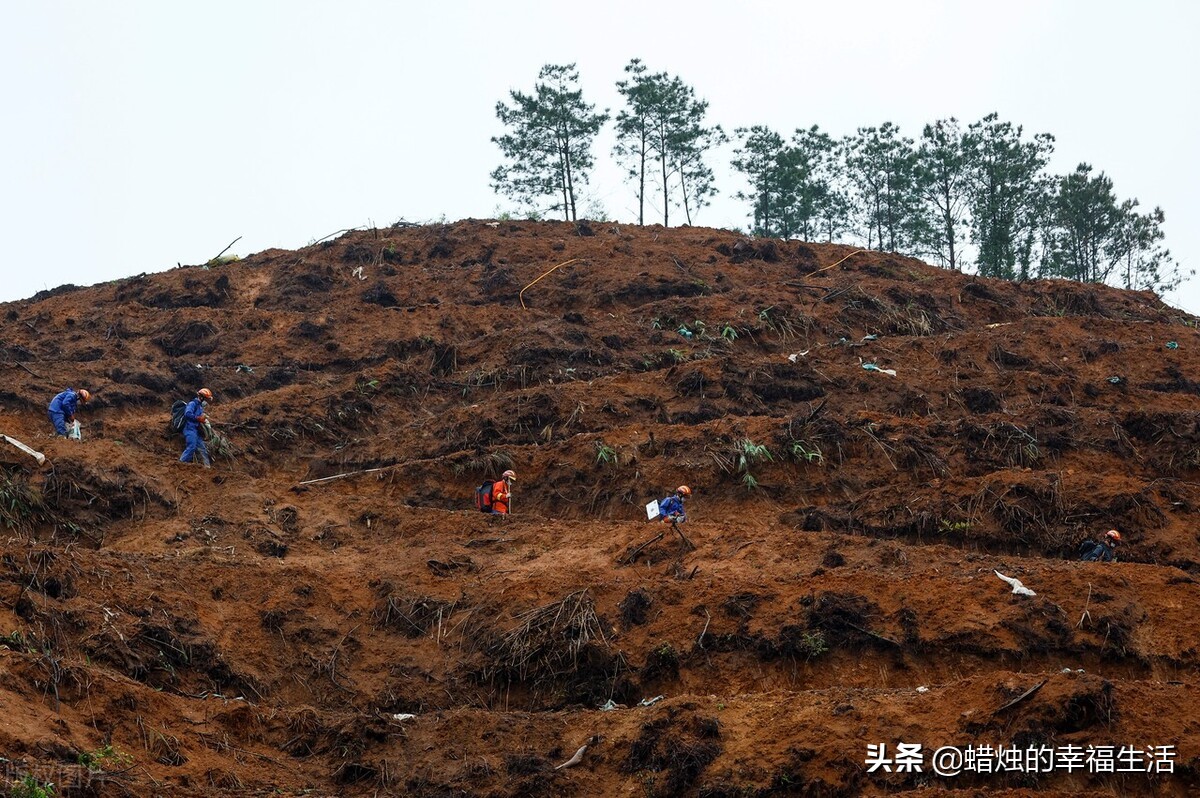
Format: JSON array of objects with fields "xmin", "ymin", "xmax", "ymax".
[
  {"xmin": 916, "ymin": 686, "xmax": 929, "ymax": 693},
  {"xmin": 486, "ymin": 221, "xmax": 500, "ymax": 228},
  {"xmin": 645, "ymin": 500, "xmax": 661, "ymax": 521},
  {"xmin": 994, "ymin": 570, "xmax": 1036, "ymax": 596},
  {"xmin": 598, "ymin": 699, "xmax": 620, "ymax": 711},
  {"xmin": 68, "ymin": 420, "xmax": 82, "ymax": 441},
  {"xmin": 392, "ymin": 713, "xmax": 416, "ymax": 722},
  {"xmin": 638, "ymin": 695, "xmax": 665, "ymax": 707}
]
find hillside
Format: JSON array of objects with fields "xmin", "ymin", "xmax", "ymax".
[{"xmin": 1, "ymin": 220, "xmax": 1198, "ymax": 796}]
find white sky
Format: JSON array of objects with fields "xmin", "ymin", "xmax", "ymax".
[{"xmin": 2, "ymin": 1, "xmax": 1198, "ymax": 312}]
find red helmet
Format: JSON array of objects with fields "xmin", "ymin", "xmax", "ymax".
[
  {"xmin": 77, "ymin": 389, "xmax": 91, "ymax": 403},
  {"xmin": 198, "ymin": 388, "xmax": 214, "ymax": 401},
  {"xmin": 676, "ymin": 485, "xmax": 691, "ymax": 496},
  {"xmin": 1105, "ymin": 529, "xmax": 1121, "ymax": 543}
]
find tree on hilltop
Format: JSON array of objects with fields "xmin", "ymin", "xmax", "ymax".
[
  {"xmin": 966, "ymin": 114, "xmax": 1055, "ymax": 280},
  {"xmin": 914, "ymin": 118, "xmax": 972, "ymax": 270},
  {"xmin": 1042, "ymin": 164, "xmax": 1185, "ymax": 292},
  {"xmin": 614, "ymin": 59, "xmax": 725, "ymax": 226},
  {"xmin": 731, "ymin": 125, "xmax": 803, "ymax": 237},
  {"xmin": 491, "ymin": 64, "xmax": 609, "ymax": 221}
]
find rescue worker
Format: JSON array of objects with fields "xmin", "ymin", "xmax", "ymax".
[
  {"xmin": 658, "ymin": 485, "xmax": 691, "ymax": 523},
  {"xmin": 1079, "ymin": 529, "xmax": 1120, "ymax": 562},
  {"xmin": 179, "ymin": 388, "xmax": 214, "ymax": 467},
  {"xmin": 489, "ymin": 469, "xmax": 516, "ymax": 514},
  {"xmin": 47, "ymin": 388, "xmax": 90, "ymax": 437}
]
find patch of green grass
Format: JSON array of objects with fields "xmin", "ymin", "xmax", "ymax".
[
  {"xmin": 0, "ymin": 473, "xmax": 45, "ymax": 532},
  {"xmin": 595, "ymin": 441, "xmax": 618, "ymax": 467},
  {"xmin": 78, "ymin": 743, "xmax": 133, "ymax": 773},
  {"xmin": 788, "ymin": 440, "xmax": 823, "ymax": 464},
  {"xmin": 735, "ymin": 439, "xmax": 773, "ymax": 490},
  {"xmin": 8, "ymin": 776, "xmax": 56, "ymax": 798}
]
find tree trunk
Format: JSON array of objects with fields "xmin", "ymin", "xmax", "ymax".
[{"xmin": 638, "ymin": 135, "xmax": 647, "ymax": 226}]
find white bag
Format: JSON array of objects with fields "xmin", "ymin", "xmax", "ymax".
[
  {"xmin": 68, "ymin": 420, "xmax": 82, "ymax": 441},
  {"xmin": 645, "ymin": 500, "xmax": 660, "ymax": 521}
]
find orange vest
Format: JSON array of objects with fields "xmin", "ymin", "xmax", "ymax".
[{"xmin": 491, "ymin": 479, "xmax": 511, "ymax": 514}]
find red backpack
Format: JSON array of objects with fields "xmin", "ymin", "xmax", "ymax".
[{"xmin": 475, "ymin": 481, "xmax": 494, "ymax": 512}]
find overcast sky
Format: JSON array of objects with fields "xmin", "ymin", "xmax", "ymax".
[{"xmin": 3, "ymin": 1, "xmax": 1198, "ymax": 313}]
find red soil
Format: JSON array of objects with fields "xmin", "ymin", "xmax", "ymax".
[{"xmin": 0, "ymin": 220, "xmax": 1198, "ymax": 796}]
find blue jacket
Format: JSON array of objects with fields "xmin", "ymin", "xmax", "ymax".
[
  {"xmin": 659, "ymin": 495, "xmax": 686, "ymax": 519},
  {"xmin": 182, "ymin": 398, "xmax": 206, "ymax": 432},
  {"xmin": 1079, "ymin": 540, "xmax": 1116, "ymax": 562},
  {"xmin": 48, "ymin": 389, "xmax": 79, "ymax": 419}
]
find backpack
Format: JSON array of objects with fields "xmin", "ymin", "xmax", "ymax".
[
  {"xmin": 170, "ymin": 400, "xmax": 188, "ymax": 434},
  {"xmin": 475, "ymin": 481, "xmax": 494, "ymax": 513}
]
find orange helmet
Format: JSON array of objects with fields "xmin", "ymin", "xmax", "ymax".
[
  {"xmin": 198, "ymin": 388, "xmax": 213, "ymax": 401},
  {"xmin": 502, "ymin": 469, "xmax": 516, "ymax": 481},
  {"xmin": 1105, "ymin": 529, "xmax": 1121, "ymax": 543},
  {"xmin": 77, "ymin": 389, "xmax": 91, "ymax": 403},
  {"xmin": 676, "ymin": 485, "xmax": 691, "ymax": 496}
]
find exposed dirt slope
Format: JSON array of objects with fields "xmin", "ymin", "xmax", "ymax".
[{"xmin": 1, "ymin": 220, "xmax": 1199, "ymax": 796}]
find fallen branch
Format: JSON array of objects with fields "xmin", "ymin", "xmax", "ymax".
[
  {"xmin": 993, "ymin": 679, "xmax": 1047, "ymax": 715},
  {"xmin": 298, "ymin": 466, "xmax": 393, "ymax": 485},
  {"xmin": 846, "ymin": 622, "xmax": 901, "ymax": 648},
  {"xmin": 670, "ymin": 519, "xmax": 695, "ymax": 550},
  {"xmin": 1077, "ymin": 583, "xmax": 1093, "ymax": 628},
  {"xmin": 3, "ymin": 362, "xmax": 42, "ymax": 378},
  {"xmin": 207, "ymin": 235, "xmax": 242, "ymax": 264},
  {"xmin": 623, "ymin": 532, "xmax": 664, "ymax": 564}
]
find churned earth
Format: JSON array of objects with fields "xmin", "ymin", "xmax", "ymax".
[{"xmin": 0, "ymin": 219, "xmax": 1198, "ymax": 796}]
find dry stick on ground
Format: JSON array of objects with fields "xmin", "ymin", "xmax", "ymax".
[
  {"xmin": 670, "ymin": 519, "xmax": 695, "ymax": 550},
  {"xmin": 207, "ymin": 236, "xmax": 242, "ymax": 264},
  {"xmin": 327, "ymin": 623, "xmax": 361, "ymax": 692},
  {"xmin": 623, "ymin": 532, "xmax": 664, "ymax": 564},
  {"xmin": 1078, "ymin": 583, "xmax": 1093, "ymax": 628},
  {"xmin": 3, "ymin": 361, "xmax": 43, "ymax": 378},
  {"xmin": 993, "ymin": 679, "xmax": 1047, "ymax": 715}
]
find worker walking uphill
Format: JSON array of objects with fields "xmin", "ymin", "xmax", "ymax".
[
  {"xmin": 1079, "ymin": 529, "xmax": 1121, "ymax": 562},
  {"xmin": 47, "ymin": 388, "xmax": 91, "ymax": 437},
  {"xmin": 179, "ymin": 388, "xmax": 214, "ymax": 467},
  {"xmin": 489, "ymin": 470, "xmax": 516, "ymax": 514}
]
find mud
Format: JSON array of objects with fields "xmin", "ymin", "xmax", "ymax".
[{"xmin": 0, "ymin": 220, "xmax": 1198, "ymax": 795}]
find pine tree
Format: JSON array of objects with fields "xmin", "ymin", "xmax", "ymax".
[
  {"xmin": 1043, "ymin": 164, "xmax": 1184, "ymax": 292},
  {"xmin": 843, "ymin": 123, "xmax": 921, "ymax": 253},
  {"xmin": 731, "ymin": 126, "xmax": 803, "ymax": 237},
  {"xmin": 615, "ymin": 61, "xmax": 725, "ymax": 226},
  {"xmin": 965, "ymin": 114, "xmax": 1055, "ymax": 280},
  {"xmin": 613, "ymin": 59, "xmax": 659, "ymax": 226},
  {"xmin": 491, "ymin": 64, "xmax": 609, "ymax": 221},
  {"xmin": 914, "ymin": 118, "xmax": 972, "ymax": 270}
]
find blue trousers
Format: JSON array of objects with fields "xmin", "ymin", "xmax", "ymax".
[
  {"xmin": 180, "ymin": 426, "xmax": 210, "ymax": 465},
  {"xmin": 48, "ymin": 410, "xmax": 67, "ymax": 436}
]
